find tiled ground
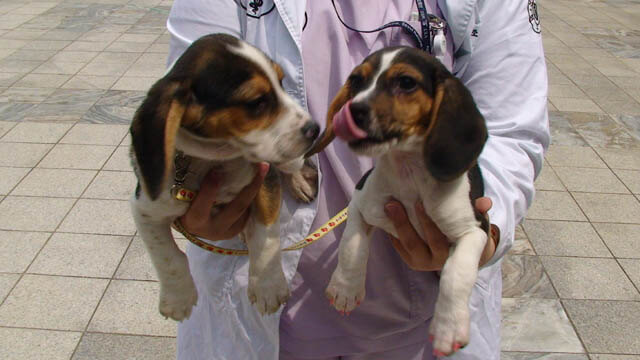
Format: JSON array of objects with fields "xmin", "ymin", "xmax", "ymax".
[{"xmin": 0, "ymin": 0, "xmax": 639, "ymax": 358}]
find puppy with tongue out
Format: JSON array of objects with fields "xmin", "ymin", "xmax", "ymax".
[{"xmin": 304, "ymin": 46, "xmax": 489, "ymax": 357}]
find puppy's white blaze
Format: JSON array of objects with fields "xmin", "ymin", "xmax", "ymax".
[{"xmin": 353, "ymin": 49, "xmax": 402, "ymax": 103}]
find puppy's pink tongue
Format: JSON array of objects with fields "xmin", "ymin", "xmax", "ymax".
[{"xmin": 333, "ymin": 100, "xmax": 367, "ymax": 142}]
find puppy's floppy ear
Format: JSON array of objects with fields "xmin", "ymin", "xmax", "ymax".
[
  {"xmin": 130, "ymin": 79, "xmax": 188, "ymax": 200},
  {"xmin": 304, "ymin": 84, "xmax": 351, "ymax": 158},
  {"xmin": 424, "ymin": 76, "xmax": 487, "ymax": 182}
]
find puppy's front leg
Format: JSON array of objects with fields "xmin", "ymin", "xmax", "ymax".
[
  {"xmin": 131, "ymin": 205, "xmax": 197, "ymax": 321},
  {"xmin": 326, "ymin": 201, "xmax": 372, "ymax": 314},
  {"xmin": 246, "ymin": 170, "xmax": 290, "ymax": 315}
]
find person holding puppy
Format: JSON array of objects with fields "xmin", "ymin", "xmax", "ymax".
[{"xmin": 168, "ymin": 0, "xmax": 549, "ymax": 359}]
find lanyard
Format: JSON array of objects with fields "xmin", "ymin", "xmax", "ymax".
[{"xmin": 330, "ymin": 0, "xmax": 445, "ymax": 55}]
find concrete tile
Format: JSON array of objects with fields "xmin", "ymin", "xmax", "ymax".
[
  {"xmin": 593, "ymin": 223, "xmax": 640, "ymax": 258},
  {"xmin": 63, "ymin": 75, "xmax": 118, "ymax": 90},
  {"xmin": 0, "ymin": 196, "xmax": 74, "ymax": 231},
  {"xmin": 567, "ymin": 112, "xmax": 640, "ymax": 149},
  {"xmin": 501, "ymin": 353, "xmax": 588, "ymax": 360},
  {"xmin": 591, "ymin": 355, "xmax": 640, "ymax": 360},
  {"xmin": 12, "ymin": 168, "xmax": 96, "ymax": 197},
  {"xmin": 72, "ymin": 333, "xmax": 176, "ymax": 360},
  {"xmin": 597, "ymin": 98, "xmax": 640, "ymax": 116},
  {"xmin": 79, "ymin": 61, "xmax": 131, "ymax": 76},
  {"xmin": 501, "ymin": 298, "xmax": 583, "ymax": 352},
  {"xmin": 77, "ymin": 31, "xmax": 121, "ymax": 43},
  {"xmin": 0, "ymin": 230, "xmax": 49, "ymax": 272},
  {"xmin": 39, "ymin": 29, "xmax": 83, "ymax": 41},
  {"xmin": 573, "ymin": 193, "xmax": 640, "ymax": 223},
  {"xmin": 145, "ymin": 42, "xmax": 168, "ymax": 53},
  {"xmin": 554, "ymin": 167, "xmax": 629, "ymax": 193},
  {"xmin": 50, "ymin": 50, "xmax": 98, "ymax": 63},
  {"xmin": 61, "ymin": 123, "xmax": 129, "ymax": 145},
  {"xmin": 619, "ymin": 259, "xmax": 640, "ymax": 291},
  {"xmin": 103, "ymin": 146, "xmax": 132, "ymax": 171},
  {"xmin": 66, "ymin": 41, "xmax": 111, "ymax": 52},
  {"xmin": 38, "ymin": 144, "xmax": 114, "ymax": 169},
  {"xmin": 0, "ymin": 59, "xmax": 42, "ymax": 73},
  {"xmin": 117, "ymin": 33, "xmax": 159, "ymax": 43},
  {"xmin": 502, "ymin": 254, "xmax": 557, "ymax": 299},
  {"xmin": 548, "ymin": 111, "xmax": 588, "ymax": 146},
  {"xmin": 0, "ymin": 142, "xmax": 51, "ymax": 167},
  {"xmin": 549, "ymin": 98, "xmax": 603, "ymax": 113},
  {"xmin": 541, "ymin": 257, "xmax": 639, "ymax": 300},
  {"xmin": 0, "ymin": 87, "xmax": 56, "ymax": 102},
  {"xmin": 5, "ymin": 49, "xmax": 56, "ymax": 61},
  {"xmin": 526, "ymin": 191, "xmax": 586, "ymax": 221},
  {"xmin": 0, "ymin": 167, "xmax": 29, "ymax": 194},
  {"xmin": 594, "ymin": 148, "xmax": 640, "ymax": 170},
  {"xmin": 88, "ymin": 280, "xmax": 177, "ymax": 336},
  {"xmin": 111, "ymin": 76, "xmax": 156, "ymax": 91},
  {"xmin": 0, "ymin": 273, "xmax": 19, "ymax": 301},
  {"xmin": 58, "ymin": 199, "xmax": 136, "ymax": 235},
  {"xmin": 0, "ymin": 121, "xmax": 17, "ymax": 137},
  {"xmin": 548, "ymin": 83, "xmax": 587, "ymax": 98},
  {"xmin": 0, "ymin": 274, "xmax": 108, "ymax": 330},
  {"xmin": 105, "ymin": 41, "xmax": 151, "ymax": 52},
  {"xmin": 13, "ymin": 73, "xmax": 71, "ymax": 88},
  {"xmin": 0, "ymin": 328, "xmax": 81, "ymax": 360},
  {"xmin": 524, "ymin": 220, "xmax": 610, "ymax": 257},
  {"xmin": 3, "ymin": 29, "xmax": 47, "ymax": 40},
  {"xmin": 563, "ymin": 300, "xmax": 640, "ymax": 354},
  {"xmin": 1, "ymin": 122, "xmax": 71, "ymax": 143},
  {"xmin": 33, "ymin": 60, "xmax": 86, "ymax": 74},
  {"xmin": 29, "ymin": 233, "xmax": 131, "ymax": 278},
  {"xmin": 545, "ymin": 145, "xmax": 607, "ymax": 168},
  {"xmin": 614, "ymin": 169, "xmax": 640, "ymax": 193},
  {"xmin": 115, "ymin": 236, "xmax": 156, "ymax": 281},
  {"xmin": 510, "ymin": 224, "xmax": 535, "ymax": 255},
  {"xmin": 123, "ymin": 62, "xmax": 165, "ymax": 78},
  {"xmin": 21, "ymin": 40, "xmax": 69, "ymax": 51},
  {"xmin": 0, "ymin": 72, "xmax": 23, "ymax": 87},
  {"xmin": 83, "ymin": 170, "xmax": 136, "ymax": 200},
  {"xmin": 91, "ymin": 51, "xmax": 141, "ymax": 64}
]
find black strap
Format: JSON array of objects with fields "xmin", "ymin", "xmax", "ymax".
[{"xmin": 330, "ymin": 0, "xmax": 431, "ymax": 53}]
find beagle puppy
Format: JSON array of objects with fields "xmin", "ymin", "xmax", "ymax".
[
  {"xmin": 129, "ymin": 34, "xmax": 319, "ymax": 320},
  {"xmin": 305, "ymin": 47, "xmax": 489, "ymax": 356}
]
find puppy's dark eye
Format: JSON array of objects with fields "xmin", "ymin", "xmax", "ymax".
[
  {"xmin": 246, "ymin": 95, "xmax": 269, "ymax": 114},
  {"xmin": 348, "ymin": 74, "xmax": 365, "ymax": 90},
  {"xmin": 397, "ymin": 76, "xmax": 417, "ymax": 92}
]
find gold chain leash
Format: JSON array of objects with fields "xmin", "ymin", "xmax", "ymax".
[{"xmin": 172, "ymin": 207, "xmax": 348, "ymax": 256}]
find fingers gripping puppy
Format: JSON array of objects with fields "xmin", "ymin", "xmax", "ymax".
[
  {"xmin": 129, "ymin": 34, "xmax": 319, "ymax": 321},
  {"xmin": 305, "ymin": 47, "xmax": 489, "ymax": 356}
]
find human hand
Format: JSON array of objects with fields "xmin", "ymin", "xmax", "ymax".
[
  {"xmin": 384, "ymin": 197, "xmax": 497, "ymax": 271},
  {"xmin": 179, "ymin": 163, "xmax": 269, "ymax": 240}
]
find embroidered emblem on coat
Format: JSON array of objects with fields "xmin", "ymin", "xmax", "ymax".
[
  {"xmin": 249, "ymin": 0, "xmax": 263, "ymax": 14},
  {"xmin": 528, "ymin": 0, "xmax": 541, "ymax": 33}
]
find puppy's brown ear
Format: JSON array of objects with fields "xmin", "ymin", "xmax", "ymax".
[
  {"xmin": 304, "ymin": 85, "xmax": 351, "ymax": 158},
  {"xmin": 130, "ymin": 80, "xmax": 187, "ymax": 200},
  {"xmin": 424, "ymin": 76, "xmax": 487, "ymax": 182}
]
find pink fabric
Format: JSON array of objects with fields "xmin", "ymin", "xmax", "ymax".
[{"xmin": 279, "ymin": 1, "xmax": 454, "ymax": 358}]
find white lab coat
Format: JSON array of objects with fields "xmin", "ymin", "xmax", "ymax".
[{"xmin": 166, "ymin": 0, "xmax": 549, "ymax": 359}]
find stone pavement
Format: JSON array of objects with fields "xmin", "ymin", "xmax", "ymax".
[{"xmin": 0, "ymin": 0, "xmax": 639, "ymax": 358}]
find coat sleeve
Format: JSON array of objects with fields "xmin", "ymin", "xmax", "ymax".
[
  {"xmin": 460, "ymin": 0, "xmax": 550, "ymax": 267},
  {"xmin": 166, "ymin": 0, "xmax": 244, "ymax": 66}
]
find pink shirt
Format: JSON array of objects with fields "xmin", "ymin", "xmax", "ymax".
[{"xmin": 279, "ymin": 1, "xmax": 454, "ymax": 357}]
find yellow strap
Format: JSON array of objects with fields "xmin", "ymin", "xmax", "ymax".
[{"xmin": 172, "ymin": 207, "xmax": 348, "ymax": 256}]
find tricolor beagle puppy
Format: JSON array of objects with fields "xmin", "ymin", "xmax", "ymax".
[
  {"xmin": 129, "ymin": 34, "xmax": 319, "ymax": 320},
  {"xmin": 305, "ymin": 47, "xmax": 489, "ymax": 356}
]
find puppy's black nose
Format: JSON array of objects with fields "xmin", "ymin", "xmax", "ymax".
[
  {"xmin": 349, "ymin": 102, "xmax": 370, "ymax": 129},
  {"xmin": 302, "ymin": 121, "xmax": 320, "ymax": 140}
]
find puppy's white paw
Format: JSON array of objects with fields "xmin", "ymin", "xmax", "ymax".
[
  {"xmin": 284, "ymin": 159, "xmax": 318, "ymax": 203},
  {"xmin": 247, "ymin": 267, "xmax": 290, "ymax": 315},
  {"xmin": 428, "ymin": 303, "xmax": 470, "ymax": 357},
  {"xmin": 158, "ymin": 275, "xmax": 198, "ymax": 322},
  {"xmin": 325, "ymin": 268, "xmax": 365, "ymax": 314}
]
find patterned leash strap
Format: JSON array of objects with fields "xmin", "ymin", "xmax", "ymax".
[{"xmin": 172, "ymin": 207, "xmax": 348, "ymax": 256}]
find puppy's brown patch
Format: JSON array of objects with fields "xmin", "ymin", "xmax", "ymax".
[
  {"xmin": 254, "ymin": 167, "xmax": 281, "ymax": 226},
  {"xmin": 233, "ymin": 75, "xmax": 271, "ymax": 102}
]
